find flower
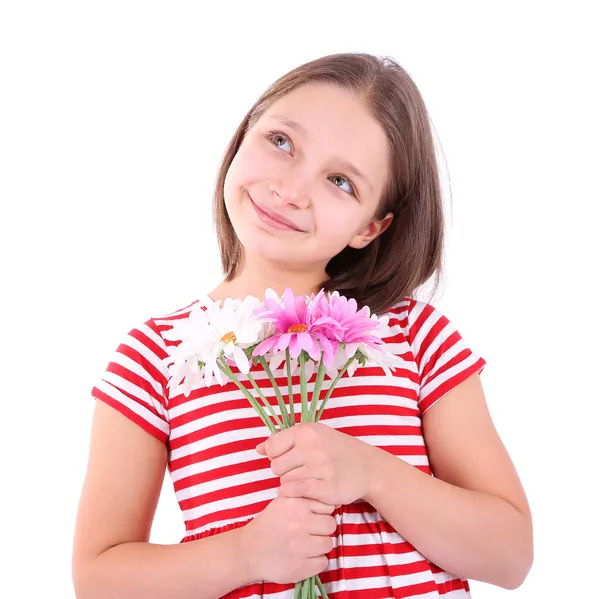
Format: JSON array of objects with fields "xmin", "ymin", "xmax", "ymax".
[
  {"xmin": 252, "ymin": 288, "xmax": 340, "ymax": 367},
  {"xmin": 310, "ymin": 292, "xmax": 404, "ymax": 379},
  {"xmin": 164, "ymin": 348, "xmax": 209, "ymax": 398},
  {"xmin": 310, "ymin": 290, "xmax": 383, "ymax": 349},
  {"xmin": 362, "ymin": 345, "xmax": 405, "ymax": 376},
  {"xmin": 163, "ymin": 295, "xmax": 273, "ymax": 393}
]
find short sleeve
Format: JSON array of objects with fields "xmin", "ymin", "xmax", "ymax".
[
  {"xmin": 406, "ymin": 299, "xmax": 487, "ymax": 415},
  {"xmin": 91, "ymin": 318, "xmax": 171, "ymax": 443}
]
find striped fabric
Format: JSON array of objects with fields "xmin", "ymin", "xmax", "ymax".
[{"xmin": 92, "ymin": 296, "xmax": 486, "ymax": 598}]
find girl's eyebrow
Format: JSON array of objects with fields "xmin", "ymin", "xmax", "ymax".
[
  {"xmin": 267, "ymin": 114, "xmax": 374, "ymax": 193},
  {"xmin": 336, "ymin": 159, "xmax": 374, "ymax": 193},
  {"xmin": 269, "ymin": 115, "xmax": 308, "ymax": 138}
]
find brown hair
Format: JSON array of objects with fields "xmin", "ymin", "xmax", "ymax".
[{"xmin": 213, "ymin": 52, "xmax": 447, "ymax": 314}]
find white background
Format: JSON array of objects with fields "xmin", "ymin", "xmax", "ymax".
[{"xmin": 1, "ymin": 1, "xmax": 598, "ymax": 597}]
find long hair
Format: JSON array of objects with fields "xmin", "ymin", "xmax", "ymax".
[{"xmin": 213, "ymin": 52, "xmax": 446, "ymax": 314}]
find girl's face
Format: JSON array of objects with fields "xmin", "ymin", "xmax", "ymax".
[{"xmin": 223, "ymin": 83, "xmax": 392, "ymax": 274}]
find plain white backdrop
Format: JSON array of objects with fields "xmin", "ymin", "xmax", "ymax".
[{"xmin": 1, "ymin": 1, "xmax": 598, "ymax": 597}]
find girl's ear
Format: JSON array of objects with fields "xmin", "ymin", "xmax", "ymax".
[{"xmin": 348, "ymin": 212, "xmax": 394, "ymax": 249}]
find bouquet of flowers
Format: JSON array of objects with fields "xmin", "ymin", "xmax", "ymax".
[{"xmin": 163, "ymin": 288, "xmax": 403, "ymax": 598}]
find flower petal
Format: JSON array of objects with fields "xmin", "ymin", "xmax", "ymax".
[
  {"xmin": 233, "ymin": 344, "xmax": 250, "ymax": 374},
  {"xmin": 306, "ymin": 340, "xmax": 322, "ymax": 362},
  {"xmin": 277, "ymin": 333, "xmax": 293, "ymax": 353},
  {"xmin": 325, "ymin": 367, "xmax": 339, "ymax": 380},
  {"xmin": 345, "ymin": 342, "xmax": 360, "ymax": 360},
  {"xmin": 296, "ymin": 331, "xmax": 313, "ymax": 352},
  {"xmin": 288, "ymin": 334, "xmax": 302, "ymax": 359},
  {"xmin": 348, "ymin": 360, "xmax": 358, "ymax": 377},
  {"xmin": 253, "ymin": 336, "xmax": 279, "ymax": 356}
]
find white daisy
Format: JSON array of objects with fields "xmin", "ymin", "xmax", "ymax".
[{"xmin": 162, "ymin": 295, "xmax": 273, "ymax": 393}]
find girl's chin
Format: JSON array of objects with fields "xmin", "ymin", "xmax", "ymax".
[{"xmin": 242, "ymin": 241, "xmax": 296, "ymax": 260}]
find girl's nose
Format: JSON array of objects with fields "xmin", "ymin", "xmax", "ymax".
[{"xmin": 269, "ymin": 178, "xmax": 310, "ymax": 209}]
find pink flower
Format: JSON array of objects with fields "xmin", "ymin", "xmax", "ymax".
[
  {"xmin": 252, "ymin": 288, "xmax": 340, "ymax": 366},
  {"xmin": 310, "ymin": 290, "xmax": 383, "ymax": 353}
]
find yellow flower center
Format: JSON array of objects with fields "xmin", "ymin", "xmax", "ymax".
[
  {"xmin": 221, "ymin": 331, "xmax": 237, "ymax": 344},
  {"xmin": 287, "ymin": 324, "xmax": 308, "ymax": 334}
]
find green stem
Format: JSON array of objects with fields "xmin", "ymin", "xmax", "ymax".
[
  {"xmin": 286, "ymin": 349, "xmax": 295, "ymax": 425},
  {"xmin": 217, "ymin": 358, "xmax": 278, "ymax": 435},
  {"xmin": 246, "ymin": 372, "xmax": 285, "ymax": 430},
  {"xmin": 301, "ymin": 577, "xmax": 309, "ymax": 599},
  {"xmin": 308, "ymin": 355, "xmax": 327, "ymax": 422},
  {"xmin": 315, "ymin": 355, "xmax": 356, "ymax": 422},
  {"xmin": 316, "ymin": 575, "xmax": 329, "ymax": 598},
  {"xmin": 299, "ymin": 352, "xmax": 309, "ymax": 422},
  {"xmin": 257, "ymin": 356, "xmax": 291, "ymax": 428},
  {"xmin": 296, "ymin": 573, "xmax": 326, "ymax": 598}
]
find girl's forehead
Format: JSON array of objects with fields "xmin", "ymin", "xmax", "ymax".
[{"xmin": 263, "ymin": 83, "xmax": 367, "ymax": 123}]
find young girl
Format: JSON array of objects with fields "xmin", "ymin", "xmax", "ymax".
[{"xmin": 72, "ymin": 53, "xmax": 533, "ymax": 598}]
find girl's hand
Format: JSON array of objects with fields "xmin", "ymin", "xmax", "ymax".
[
  {"xmin": 256, "ymin": 422, "xmax": 376, "ymax": 506},
  {"xmin": 241, "ymin": 496, "xmax": 336, "ymax": 584}
]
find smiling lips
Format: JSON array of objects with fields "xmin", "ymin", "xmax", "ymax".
[{"xmin": 250, "ymin": 197, "xmax": 305, "ymax": 232}]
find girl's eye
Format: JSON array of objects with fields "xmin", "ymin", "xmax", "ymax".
[
  {"xmin": 329, "ymin": 175, "xmax": 355, "ymax": 196},
  {"xmin": 268, "ymin": 131, "xmax": 292, "ymax": 153}
]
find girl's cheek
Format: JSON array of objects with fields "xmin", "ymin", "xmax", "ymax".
[{"xmin": 235, "ymin": 143, "xmax": 277, "ymax": 183}]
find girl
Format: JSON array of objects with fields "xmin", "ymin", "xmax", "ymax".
[{"xmin": 72, "ymin": 53, "xmax": 533, "ymax": 598}]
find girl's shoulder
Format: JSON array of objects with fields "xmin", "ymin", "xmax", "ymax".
[
  {"xmin": 381, "ymin": 296, "xmax": 478, "ymax": 357},
  {"xmin": 380, "ymin": 295, "xmax": 440, "ymax": 332},
  {"xmin": 382, "ymin": 296, "xmax": 486, "ymax": 414}
]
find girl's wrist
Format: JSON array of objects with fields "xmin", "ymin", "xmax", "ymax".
[
  {"xmin": 235, "ymin": 520, "xmax": 263, "ymax": 584},
  {"xmin": 361, "ymin": 443, "xmax": 396, "ymax": 505}
]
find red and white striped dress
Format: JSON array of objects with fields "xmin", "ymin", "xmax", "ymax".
[{"xmin": 92, "ymin": 295, "xmax": 486, "ymax": 598}]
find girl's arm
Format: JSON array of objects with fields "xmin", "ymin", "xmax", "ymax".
[
  {"xmin": 72, "ymin": 400, "xmax": 257, "ymax": 599},
  {"xmin": 363, "ymin": 373, "xmax": 533, "ymax": 589}
]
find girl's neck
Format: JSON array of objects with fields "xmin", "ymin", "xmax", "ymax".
[{"xmin": 208, "ymin": 268, "xmax": 328, "ymax": 303}]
